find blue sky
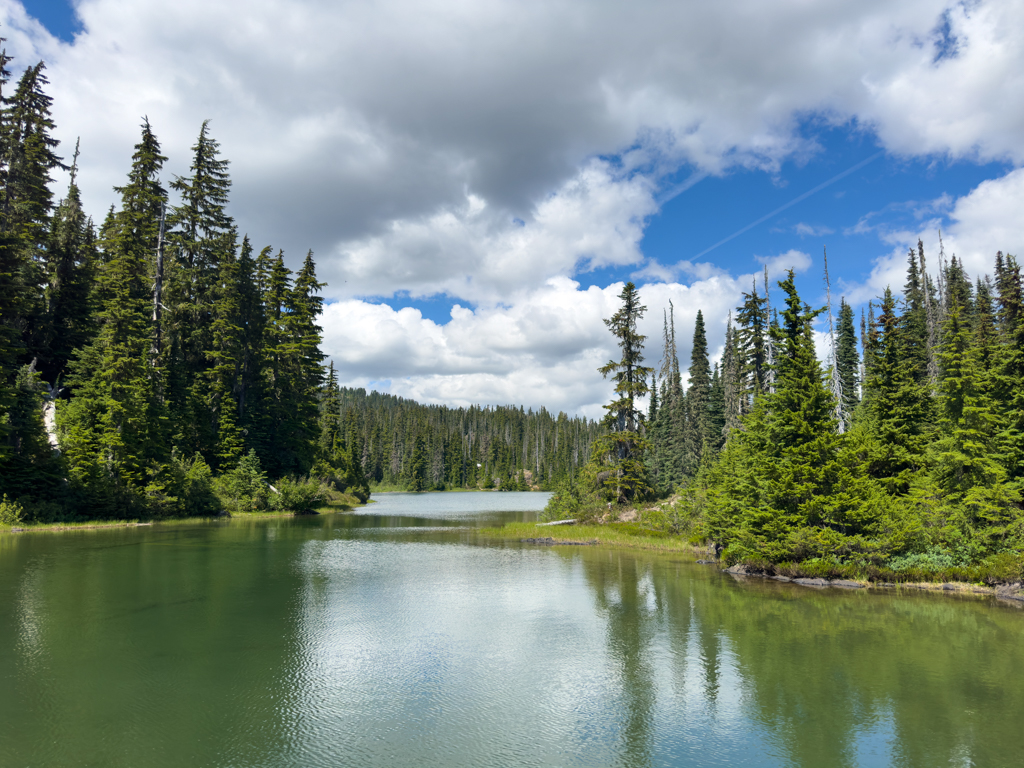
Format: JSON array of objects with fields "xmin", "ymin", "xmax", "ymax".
[
  {"xmin": 21, "ymin": 1, "xmax": 77, "ymax": 42},
  {"xmin": 7, "ymin": 0, "xmax": 1023, "ymax": 415}
]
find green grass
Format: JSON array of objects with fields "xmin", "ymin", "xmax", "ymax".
[
  {"xmin": 477, "ymin": 521, "xmax": 706, "ymax": 553},
  {"xmin": 0, "ymin": 494, "xmax": 370, "ymax": 535}
]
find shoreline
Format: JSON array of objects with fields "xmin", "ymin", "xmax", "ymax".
[
  {"xmin": 719, "ymin": 562, "xmax": 1024, "ymax": 604},
  {"xmin": 0, "ymin": 501, "xmax": 367, "ymax": 536},
  {"xmin": 481, "ymin": 521, "xmax": 1024, "ymax": 603}
]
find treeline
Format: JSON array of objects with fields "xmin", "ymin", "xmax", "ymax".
[
  {"xmin": 558, "ymin": 244, "xmax": 1024, "ymax": 578},
  {"xmin": 0, "ymin": 49, "xmax": 346, "ymax": 522},
  {"xmin": 329, "ymin": 385, "xmax": 601, "ymax": 491}
]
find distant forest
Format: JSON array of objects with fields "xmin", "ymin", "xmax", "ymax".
[{"xmin": 335, "ymin": 386, "xmax": 600, "ymax": 491}]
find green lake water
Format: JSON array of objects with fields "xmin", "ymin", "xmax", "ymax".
[{"xmin": 2, "ymin": 491, "xmax": 1022, "ymax": 767}]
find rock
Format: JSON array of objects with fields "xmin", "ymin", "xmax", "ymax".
[
  {"xmin": 695, "ymin": 559, "xmax": 716, "ymax": 565},
  {"xmin": 793, "ymin": 577, "xmax": 830, "ymax": 588},
  {"xmin": 831, "ymin": 580, "xmax": 865, "ymax": 589},
  {"xmin": 771, "ymin": 576, "xmax": 792, "ymax": 582},
  {"xmin": 941, "ymin": 583, "xmax": 958, "ymax": 591},
  {"xmin": 725, "ymin": 564, "xmax": 749, "ymax": 575},
  {"xmin": 995, "ymin": 583, "xmax": 1024, "ymax": 602}
]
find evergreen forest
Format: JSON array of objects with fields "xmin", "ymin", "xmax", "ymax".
[
  {"xmin": 0, "ymin": 49, "xmax": 600, "ymax": 525},
  {"xmin": 553, "ymin": 248, "xmax": 1024, "ymax": 581},
  {"xmin": 335, "ymin": 387, "xmax": 600, "ymax": 492}
]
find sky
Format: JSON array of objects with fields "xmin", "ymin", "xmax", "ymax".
[{"xmin": 4, "ymin": 0, "xmax": 1023, "ymax": 418}]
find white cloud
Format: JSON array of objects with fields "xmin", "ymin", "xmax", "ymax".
[
  {"xmin": 795, "ymin": 223, "xmax": 835, "ymax": 237},
  {"xmin": 2, "ymin": 0, "xmax": 1023, "ymax": 412},
  {"xmin": 321, "ymin": 260, "xmax": 812, "ymax": 415},
  {"xmin": 2, "ymin": 0, "xmax": 1021, "ymax": 293}
]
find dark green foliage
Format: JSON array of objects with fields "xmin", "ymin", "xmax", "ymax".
[
  {"xmin": 682, "ymin": 310, "xmax": 712, "ymax": 475},
  {"xmin": 267, "ymin": 476, "xmax": 328, "ymax": 513},
  {"xmin": 592, "ymin": 282, "xmax": 653, "ymax": 504},
  {"xmin": 735, "ymin": 279, "xmax": 769, "ymax": 406},
  {"xmin": 327, "ymin": 387, "xmax": 599, "ymax": 492},
  {"xmin": 213, "ymin": 449, "xmax": 269, "ymax": 514},
  {"xmin": 863, "ymin": 288, "xmax": 932, "ymax": 494},
  {"xmin": 58, "ymin": 120, "xmax": 171, "ymax": 515},
  {"xmin": 836, "ymin": 298, "xmax": 859, "ymax": 414},
  {"xmin": 166, "ymin": 121, "xmax": 237, "ymax": 459},
  {"xmin": 900, "ymin": 246, "xmax": 930, "ymax": 385},
  {"xmin": 648, "ymin": 256, "xmax": 1024, "ymax": 575}
]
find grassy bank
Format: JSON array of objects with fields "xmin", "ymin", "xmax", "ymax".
[
  {"xmin": 480, "ymin": 514, "xmax": 1024, "ymax": 589},
  {"xmin": 0, "ymin": 492, "xmax": 367, "ymax": 535},
  {"xmin": 477, "ymin": 520, "xmax": 707, "ymax": 553}
]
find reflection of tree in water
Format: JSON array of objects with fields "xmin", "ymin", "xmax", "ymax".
[
  {"xmin": 688, "ymin": 574, "xmax": 1024, "ymax": 768},
  {"xmin": 574, "ymin": 551, "xmax": 1024, "ymax": 768},
  {"xmin": 580, "ymin": 550, "xmax": 659, "ymax": 768}
]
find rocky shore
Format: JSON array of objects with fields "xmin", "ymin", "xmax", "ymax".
[{"xmin": 717, "ymin": 562, "xmax": 1024, "ymax": 604}]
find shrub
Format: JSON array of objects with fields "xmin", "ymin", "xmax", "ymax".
[
  {"xmin": 175, "ymin": 453, "xmax": 220, "ymax": 518},
  {"xmin": 0, "ymin": 494, "xmax": 25, "ymax": 526},
  {"xmin": 214, "ymin": 450, "xmax": 269, "ymax": 514},
  {"xmin": 267, "ymin": 476, "xmax": 328, "ymax": 514}
]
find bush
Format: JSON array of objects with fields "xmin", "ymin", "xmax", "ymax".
[
  {"xmin": 213, "ymin": 450, "xmax": 269, "ymax": 514},
  {"xmin": 886, "ymin": 546, "xmax": 968, "ymax": 573},
  {"xmin": 0, "ymin": 494, "xmax": 25, "ymax": 526},
  {"xmin": 267, "ymin": 476, "xmax": 328, "ymax": 514},
  {"xmin": 174, "ymin": 453, "xmax": 220, "ymax": 518}
]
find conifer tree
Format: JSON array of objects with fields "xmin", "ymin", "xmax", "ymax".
[
  {"xmin": 864, "ymin": 288, "xmax": 931, "ymax": 494},
  {"xmin": 705, "ymin": 271, "xmax": 873, "ymax": 561},
  {"xmin": 682, "ymin": 309, "xmax": 711, "ymax": 474},
  {"xmin": 720, "ymin": 317, "xmax": 743, "ymax": 437},
  {"xmin": 58, "ymin": 121, "xmax": 170, "ymax": 513},
  {"xmin": 933, "ymin": 301, "xmax": 1004, "ymax": 497},
  {"xmin": 37, "ymin": 147, "xmax": 97, "ymax": 383},
  {"xmin": 735, "ymin": 280, "xmax": 768, "ymax": 408},
  {"xmin": 836, "ymin": 298, "xmax": 860, "ymax": 415},
  {"xmin": 900, "ymin": 246, "xmax": 930, "ymax": 385},
  {"xmin": 166, "ymin": 121, "xmax": 237, "ymax": 459},
  {"xmin": 1, "ymin": 62, "xmax": 63, "ymax": 249},
  {"xmin": 592, "ymin": 282, "xmax": 653, "ymax": 503},
  {"xmin": 707, "ymin": 363, "xmax": 725, "ymax": 453}
]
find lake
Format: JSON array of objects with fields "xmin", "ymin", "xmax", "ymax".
[{"xmin": 1, "ymin": 491, "xmax": 1022, "ymax": 767}]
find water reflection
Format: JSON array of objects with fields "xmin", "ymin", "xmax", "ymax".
[{"xmin": 1, "ymin": 499, "xmax": 1022, "ymax": 768}]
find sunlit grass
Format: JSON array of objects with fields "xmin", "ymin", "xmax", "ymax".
[{"xmin": 476, "ymin": 521, "xmax": 707, "ymax": 553}]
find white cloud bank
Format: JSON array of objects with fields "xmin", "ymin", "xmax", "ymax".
[{"xmin": 1, "ymin": 0, "xmax": 1023, "ymax": 411}]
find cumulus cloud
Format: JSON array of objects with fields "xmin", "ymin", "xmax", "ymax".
[
  {"xmin": 323, "ymin": 257, "xmax": 812, "ymax": 415},
  {"xmin": 2, "ymin": 0, "xmax": 1023, "ymax": 411},
  {"xmin": 2, "ymin": 0, "xmax": 1022, "ymax": 287}
]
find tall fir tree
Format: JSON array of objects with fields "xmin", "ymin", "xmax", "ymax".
[
  {"xmin": 166, "ymin": 121, "xmax": 236, "ymax": 459},
  {"xmin": 836, "ymin": 298, "xmax": 860, "ymax": 415},
  {"xmin": 592, "ymin": 282, "xmax": 653, "ymax": 504},
  {"xmin": 37, "ymin": 146, "xmax": 98, "ymax": 384},
  {"xmin": 735, "ymin": 280, "xmax": 768, "ymax": 409},
  {"xmin": 864, "ymin": 288, "xmax": 931, "ymax": 494},
  {"xmin": 682, "ymin": 309, "xmax": 712, "ymax": 475},
  {"xmin": 58, "ymin": 120, "xmax": 170, "ymax": 513}
]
